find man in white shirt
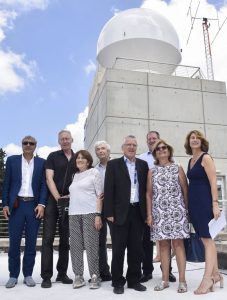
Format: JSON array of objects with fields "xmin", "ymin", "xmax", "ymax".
[
  {"xmin": 95, "ymin": 141, "xmax": 112, "ymax": 281},
  {"xmin": 139, "ymin": 131, "xmax": 176, "ymax": 283},
  {"xmin": 2, "ymin": 136, "xmax": 47, "ymax": 288}
]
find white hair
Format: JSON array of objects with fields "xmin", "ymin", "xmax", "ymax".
[{"xmin": 94, "ymin": 140, "xmax": 111, "ymax": 151}]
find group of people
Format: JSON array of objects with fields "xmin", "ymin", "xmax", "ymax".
[{"xmin": 1, "ymin": 129, "xmax": 223, "ymax": 295}]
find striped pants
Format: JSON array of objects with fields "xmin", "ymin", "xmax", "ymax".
[{"xmin": 69, "ymin": 213, "xmax": 100, "ymax": 278}]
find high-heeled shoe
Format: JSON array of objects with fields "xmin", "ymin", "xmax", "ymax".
[
  {"xmin": 213, "ymin": 273, "xmax": 224, "ymax": 288},
  {"xmin": 194, "ymin": 276, "xmax": 214, "ymax": 295}
]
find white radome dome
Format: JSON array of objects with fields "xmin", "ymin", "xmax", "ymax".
[{"xmin": 97, "ymin": 8, "xmax": 181, "ymax": 73}]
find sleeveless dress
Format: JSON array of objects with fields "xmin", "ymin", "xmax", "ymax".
[
  {"xmin": 187, "ymin": 153, "xmax": 213, "ymax": 238},
  {"xmin": 150, "ymin": 163, "xmax": 190, "ymax": 241}
]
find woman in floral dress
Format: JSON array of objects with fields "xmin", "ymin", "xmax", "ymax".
[{"xmin": 146, "ymin": 139, "xmax": 189, "ymax": 293}]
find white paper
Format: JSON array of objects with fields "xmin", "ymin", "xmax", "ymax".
[{"xmin": 208, "ymin": 210, "xmax": 227, "ymax": 239}]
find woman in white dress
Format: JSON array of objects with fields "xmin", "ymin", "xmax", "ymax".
[
  {"xmin": 146, "ymin": 140, "xmax": 189, "ymax": 293},
  {"xmin": 69, "ymin": 150, "xmax": 103, "ymax": 289}
]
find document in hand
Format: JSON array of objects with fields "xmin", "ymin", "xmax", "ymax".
[{"xmin": 208, "ymin": 210, "xmax": 227, "ymax": 239}]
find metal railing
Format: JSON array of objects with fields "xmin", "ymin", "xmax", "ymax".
[
  {"xmin": 0, "ymin": 200, "xmax": 60, "ymax": 251},
  {"xmin": 112, "ymin": 57, "xmax": 205, "ymax": 79}
]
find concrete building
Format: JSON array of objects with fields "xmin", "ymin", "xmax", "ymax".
[
  {"xmin": 84, "ymin": 8, "xmax": 227, "ymax": 201},
  {"xmin": 85, "ymin": 67, "xmax": 227, "ymax": 199}
]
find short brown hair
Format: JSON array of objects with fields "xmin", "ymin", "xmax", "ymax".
[
  {"xmin": 152, "ymin": 139, "xmax": 174, "ymax": 165},
  {"xmin": 74, "ymin": 150, "xmax": 93, "ymax": 172},
  {"xmin": 184, "ymin": 130, "xmax": 209, "ymax": 155}
]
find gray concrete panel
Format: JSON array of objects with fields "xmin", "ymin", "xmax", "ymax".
[
  {"xmin": 201, "ymin": 79, "xmax": 226, "ymax": 94},
  {"xmin": 149, "ymin": 87, "xmax": 204, "ymax": 123},
  {"xmin": 148, "ymin": 120, "xmax": 204, "ymax": 157},
  {"xmin": 104, "ymin": 117, "xmax": 149, "ymax": 154},
  {"xmin": 203, "ymin": 93, "xmax": 227, "ymax": 125},
  {"xmin": 148, "ymin": 73, "xmax": 202, "ymax": 91},
  {"xmin": 205, "ymin": 125, "xmax": 227, "ymax": 158},
  {"xmin": 106, "ymin": 82, "xmax": 148, "ymax": 119},
  {"xmin": 106, "ymin": 68, "xmax": 147, "ymax": 85}
]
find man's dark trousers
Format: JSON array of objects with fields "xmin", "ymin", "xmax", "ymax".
[
  {"xmin": 41, "ymin": 196, "xmax": 69, "ymax": 279},
  {"xmin": 142, "ymin": 223, "xmax": 154, "ymax": 276},
  {"xmin": 111, "ymin": 205, "xmax": 143, "ymax": 287}
]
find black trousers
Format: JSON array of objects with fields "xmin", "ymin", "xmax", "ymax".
[
  {"xmin": 111, "ymin": 205, "xmax": 143, "ymax": 287},
  {"xmin": 41, "ymin": 196, "xmax": 70, "ymax": 279},
  {"xmin": 99, "ymin": 216, "xmax": 112, "ymax": 276},
  {"xmin": 142, "ymin": 223, "xmax": 154, "ymax": 275}
]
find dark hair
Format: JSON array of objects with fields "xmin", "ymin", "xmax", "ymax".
[
  {"xmin": 184, "ymin": 130, "xmax": 209, "ymax": 155},
  {"xmin": 74, "ymin": 150, "xmax": 93, "ymax": 172},
  {"xmin": 146, "ymin": 131, "xmax": 160, "ymax": 139},
  {"xmin": 152, "ymin": 139, "xmax": 174, "ymax": 165}
]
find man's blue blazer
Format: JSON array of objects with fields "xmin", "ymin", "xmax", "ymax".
[{"xmin": 2, "ymin": 155, "xmax": 48, "ymax": 210}]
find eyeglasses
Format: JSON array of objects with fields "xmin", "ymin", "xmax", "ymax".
[
  {"xmin": 124, "ymin": 144, "xmax": 137, "ymax": 148},
  {"xmin": 155, "ymin": 145, "xmax": 167, "ymax": 152},
  {"xmin": 22, "ymin": 141, "xmax": 36, "ymax": 146}
]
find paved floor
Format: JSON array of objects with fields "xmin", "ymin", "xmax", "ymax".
[{"xmin": 0, "ymin": 250, "xmax": 226, "ymax": 300}]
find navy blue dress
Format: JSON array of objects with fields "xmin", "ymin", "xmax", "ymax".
[{"xmin": 187, "ymin": 153, "xmax": 213, "ymax": 238}]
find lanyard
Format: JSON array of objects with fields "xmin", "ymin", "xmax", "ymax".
[{"xmin": 133, "ymin": 168, "xmax": 137, "ymax": 185}]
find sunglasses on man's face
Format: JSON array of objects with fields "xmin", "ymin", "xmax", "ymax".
[
  {"xmin": 155, "ymin": 145, "xmax": 167, "ymax": 152},
  {"xmin": 22, "ymin": 141, "xmax": 36, "ymax": 146}
]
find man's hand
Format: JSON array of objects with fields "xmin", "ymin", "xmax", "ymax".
[
  {"xmin": 3, "ymin": 206, "xmax": 10, "ymax": 220},
  {"xmin": 107, "ymin": 216, "xmax": 114, "ymax": 223},
  {"xmin": 34, "ymin": 205, "xmax": 44, "ymax": 219}
]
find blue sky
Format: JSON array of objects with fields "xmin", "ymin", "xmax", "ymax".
[{"xmin": 0, "ymin": 0, "xmax": 226, "ymax": 157}]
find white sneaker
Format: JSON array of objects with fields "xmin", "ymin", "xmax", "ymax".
[
  {"xmin": 89, "ymin": 274, "xmax": 101, "ymax": 289},
  {"xmin": 73, "ymin": 275, "xmax": 85, "ymax": 289}
]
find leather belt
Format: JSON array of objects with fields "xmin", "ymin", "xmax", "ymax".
[
  {"xmin": 130, "ymin": 202, "xmax": 139, "ymax": 207},
  {"xmin": 18, "ymin": 196, "xmax": 35, "ymax": 202}
]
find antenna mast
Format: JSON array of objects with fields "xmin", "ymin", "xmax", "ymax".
[
  {"xmin": 202, "ymin": 18, "xmax": 214, "ymax": 80},
  {"xmin": 186, "ymin": 0, "xmax": 226, "ymax": 80}
]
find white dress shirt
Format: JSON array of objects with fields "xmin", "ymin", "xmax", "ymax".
[
  {"xmin": 18, "ymin": 156, "xmax": 34, "ymax": 197},
  {"xmin": 124, "ymin": 156, "xmax": 139, "ymax": 203},
  {"xmin": 139, "ymin": 151, "xmax": 155, "ymax": 169}
]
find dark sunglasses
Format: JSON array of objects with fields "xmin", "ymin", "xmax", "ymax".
[
  {"xmin": 22, "ymin": 141, "xmax": 36, "ymax": 146},
  {"xmin": 155, "ymin": 145, "xmax": 167, "ymax": 152}
]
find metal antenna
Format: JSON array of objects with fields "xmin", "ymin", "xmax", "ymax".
[
  {"xmin": 186, "ymin": 0, "xmax": 200, "ymax": 45},
  {"xmin": 185, "ymin": 0, "xmax": 226, "ymax": 80},
  {"xmin": 211, "ymin": 15, "xmax": 227, "ymax": 45},
  {"xmin": 202, "ymin": 18, "xmax": 214, "ymax": 80}
]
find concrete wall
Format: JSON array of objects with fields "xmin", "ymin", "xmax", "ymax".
[{"xmin": 85, "ymin": 68, "xmax": 227, "ymax": 197}]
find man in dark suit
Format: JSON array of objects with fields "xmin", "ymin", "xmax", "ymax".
[
  {"xmin": 2, "ymin": 135, "xmax": 47, "ymax": 288},
  {"xmin": 104, "ymin": 135, "xmax": 148, "ymax": 294}
]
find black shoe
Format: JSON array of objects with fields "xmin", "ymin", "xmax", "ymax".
[
  {"xmin": 140, "ymin": 273, "xmax": 153, "ymax": 283},
  {"xmin": 100, "ymin": 273, "xmax": 112, "ymax": 282},
  {"xmin": 41, "ymin": 278, "xmax": 52, "ymax": 288},
  {"xmin": 56, "ymin": 274, "xmax": 73, "ymax": 284},
  {"xmin": 169, "ymin": 272, "xmax": 176, "ymax": 283},
  {"xmin": 128, "ymin": 283, "xmax": 147, "ymax": 291},
  {"xmin": 113, "ymin": 286, "xmax": 124, "ymax": 294}
]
